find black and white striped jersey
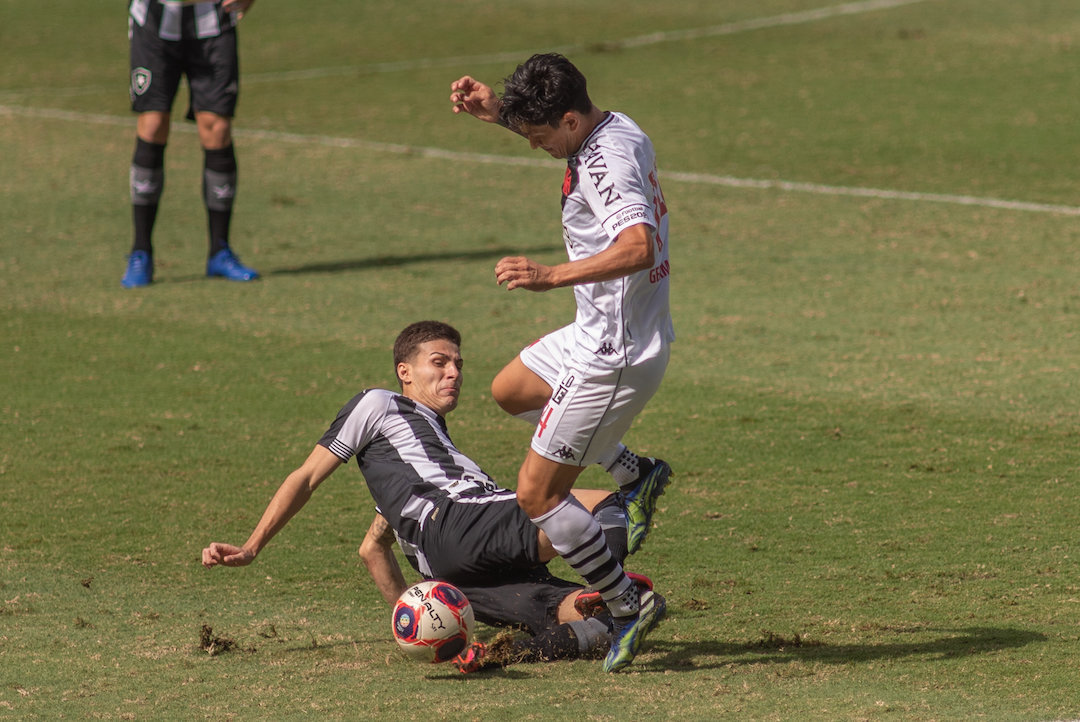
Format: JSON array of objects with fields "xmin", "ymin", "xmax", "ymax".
[
  {"xmin": 129, "ymin": 0, "xmax": 236, "ymax": 40},
  {"xmin": 318, "ymin": 389, "xmax": 515, "ymax": 576}
]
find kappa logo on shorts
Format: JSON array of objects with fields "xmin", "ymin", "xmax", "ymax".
[
  {"xmin": 596, "ymin": 342, "xmax": 617, "ymax": 356},
  {"xmin": 132, "ymin": 67, "xmax": 152, "ymax": 96},
  {"xmin": 553, "ymin": 445, "xmax": 577, "ymax": 461}
]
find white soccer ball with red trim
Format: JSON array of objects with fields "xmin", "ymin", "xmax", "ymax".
[{"xmin": 391, "ymin": 580, "xmax": 474, "ymax": 663}]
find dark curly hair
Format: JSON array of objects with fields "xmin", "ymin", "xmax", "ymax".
[{"xmin": 499, "ymin": 53, "xmax": 593, "ymax": 130}]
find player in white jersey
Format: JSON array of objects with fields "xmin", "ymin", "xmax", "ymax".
[{"xmin": 450, "ymin": 54, "xmax": 674, "ymax": 672}]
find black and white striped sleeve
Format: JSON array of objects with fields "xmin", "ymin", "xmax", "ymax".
[{"xmin": 317, "ymin": 390, "xmax": 388, "ymax": 462}]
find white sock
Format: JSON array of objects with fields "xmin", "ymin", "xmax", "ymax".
[
  {"xmin": 603, "ymin": 445, "xmax": 641, "ymax": 489},
  {"xmin": 532, "ymin": 497, "xmax": 636, "ymax": 614}
]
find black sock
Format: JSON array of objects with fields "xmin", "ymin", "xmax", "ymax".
[
  {"xmin": 593, "ymin": 493, "xmax": 629, "ymax": 564},
  {"xmin": 203, "ymin": 144, "xmax": 237, "ymax": 256},
  {"xmin": 513, "ymin": 624, "xmax": 582, "ymax": 663},
  {"xmin": 132, "ymin": 205, "xmax": 159, "ymax": 255},
  {"xmin": 131, "ymin": 138, "xmax": 166, "ymax": 255}
]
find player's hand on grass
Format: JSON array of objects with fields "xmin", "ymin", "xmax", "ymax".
[
  {"xmin": 495, "ymin": 256, "xmax": 556, "ymax": 292},
  {"xmin": 202, "ymin": 542, "xmax": 256, "ymax": 569},
  {"xmin": 450, "ymin": 76, "xmax": 501, "ymax": 123}
]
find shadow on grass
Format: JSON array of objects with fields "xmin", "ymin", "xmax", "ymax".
[
  {"xmin": 647, "ymin": 626, "xmax": 1047, "ymax": 672},
  {"xmin": 259, "ymin": 626, "xmax": 1044, "ymax": 679},
  {"xmin": 153, "ymin": 245, "xmax": 562, "ymax": 283},
  {"xmin": 264, "ymin": 245, "xmax": 563, "ymax": 277}
]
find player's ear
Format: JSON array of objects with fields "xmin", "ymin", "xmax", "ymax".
[{"xmin": 397, "ymin": 361, "xmax": 411, "ymax": 386}]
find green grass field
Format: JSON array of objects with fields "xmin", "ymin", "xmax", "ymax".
[{"xmin": 3, "ymin": 0, "xmax": 1080, "ymax": 718}]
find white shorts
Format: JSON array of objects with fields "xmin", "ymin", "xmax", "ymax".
[{"xmin": 520, "ymin": 325, "xmax": 669, "ymax": 467}]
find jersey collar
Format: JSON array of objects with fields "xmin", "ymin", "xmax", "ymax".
[{"xmin": 570, "ymin": 111, "xmax": 613, "ymax": 161}]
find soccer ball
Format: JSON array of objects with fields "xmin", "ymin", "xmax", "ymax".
[{"xmin": 391, "ymin": 580, "xmax": 474, "ymax": 663}]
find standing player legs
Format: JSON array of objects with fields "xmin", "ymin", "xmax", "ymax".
[
  {"xmin": 186, "ymin": 26, "xmax": 256, "ymax": 280},
  {"xmin": 517, "ymin": 454, "xmax": 640, "ymax": 623},
  {"xmin": 498, "ymin": 342, "xmax": 664, "ymax": 497},
  {"xmin": 197, "ymin": 113, "xmax": 257, "ymax": 281},
  {"xmin": 196, "ymin": 112, "xmax": 236, "ymax": 259},
  {"xmin": 124, "ymin": 111, "xmax": 171, "ymax": 288}
]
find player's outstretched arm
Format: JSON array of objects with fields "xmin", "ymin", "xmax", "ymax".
[
  {"xmin": 202, "ymin": 445, "xmax": 342, "ymax": 569},
  {"xmin": 359, "ymin": 513, "xmax": 409, "ymax": 604},
  {"xmin": 449, "ymin": 76, "xmax": 502, "ymax": 124}
]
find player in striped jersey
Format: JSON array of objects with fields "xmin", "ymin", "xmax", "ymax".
[
  {"xmin": 359, "ymin": 496, "xmax": 655, "ymax": 672},
  {"xmin": 202, "ymin": 322, "xmax": 663, "ymax": 666},
  {"xmin": 123, "ymin": 0, "xmax": 259, "ymax": 287}
]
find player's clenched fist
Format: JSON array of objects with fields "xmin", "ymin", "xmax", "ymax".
[{"xmin": 202, "ymin": 542, "xmax": 255, "ymax": 569}]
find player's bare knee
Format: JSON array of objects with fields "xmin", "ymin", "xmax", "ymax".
[
  {"xmin": 516, "ymin": 482, "xmax": 561, "ymax": 519},
  {"xmin": 136, "ymin": 112, "xmax": 170, "ymax": 145},
  {"xmin": 516, "ymin": 477, "xmax": 571, "ymax": 520},
  {"xmin": 196, "ymin": 113, "xmax": 233, "ymax": 150},
  {"xmin": 515, "ymin": 486, "xmax": 544, "ymax": 518}
]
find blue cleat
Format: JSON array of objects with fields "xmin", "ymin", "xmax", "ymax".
[
  {"xmin": 602, "ymin": 590, "xmax": 666, "ymax": 673},
  {"xmin": 623, "ymin": 458, "xmax": 672, "ymax": 555},
  {"xmin": 121, "ymin": 250, "xmax": 153, "ymax": 288},
  {"xmin": 206, "ymin": 247, "xmax": 259, "ymax": 282}
]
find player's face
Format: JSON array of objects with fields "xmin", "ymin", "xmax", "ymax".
[
  {"xmin": 398, "ymin": 339, "xmax": 463, "ymax": 416},
  {"xmin": 520, "ymin": 115, "xmax": 579, "ymax": 159}
]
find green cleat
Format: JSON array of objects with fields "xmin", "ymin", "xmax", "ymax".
[
  {"xmin": 602, "ymin": 590, "xmax": 666, "ymax": 673},
  {"xmin": 623, "ymin": 458, "xmax": 672, "ymax": 554}
]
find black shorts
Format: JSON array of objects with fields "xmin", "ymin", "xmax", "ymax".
[
  {"xmin": 453, "ymin": 569, "xmax": 584, "ymax": 636},
  {"xmin": 420, "ymin": 495, "xmax": 543, "ymax": 584},
  {"xmin": 129, "ymin": 17, "xmax": 239, "ymax": 118}
]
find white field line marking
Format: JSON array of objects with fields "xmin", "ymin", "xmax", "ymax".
[
  {"xmin": 663, "ymin": 171, "xmax": 1080, "ymax": 217},
  {"xmin": 0, "ymin": 0, "xmax": 931, "ymax": 98},
  {"xmin": 5, "ymin": 103, "xmax": 1078, "ymax": 218},
  {"xmin": 614, "ymin": 0, "xmax": 931, "ymax": 48},
  {"xmin": 241, "ymin": 0, "xmax": 933, "ymax": 84}
]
